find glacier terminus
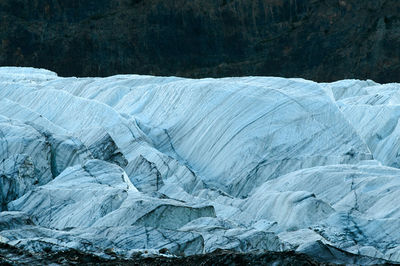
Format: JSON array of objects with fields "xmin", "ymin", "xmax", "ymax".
[{"xmin": 1, "ymin": 67, "xmax": 400, "ymax": 264}]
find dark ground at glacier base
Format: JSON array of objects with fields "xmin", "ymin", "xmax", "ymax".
[
  {"xmin": 2, "ymin": 242, "xmax": 399, "ymax": 266},
  {"xmin": 0, "ymin": 243, "xmax": 333, "ymax": 266}
]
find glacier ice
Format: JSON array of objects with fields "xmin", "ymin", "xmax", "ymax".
[{"xmin": 1, "ymin": 67, "xmax": 400, "ymax": 263}]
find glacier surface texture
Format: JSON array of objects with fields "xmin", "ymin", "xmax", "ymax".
[{"xmin": 1, "ymin": 67, "xmax": 400, "ymax": 264}]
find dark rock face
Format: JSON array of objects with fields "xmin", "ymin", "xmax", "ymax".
[{"xmin": 0, "ymin": 0, "xmax": 399, "ymax": 82}]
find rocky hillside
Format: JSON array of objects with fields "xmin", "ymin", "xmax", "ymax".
[{"xmin": 0, "ymin": 0, "xmax": 399, "ymax": 82}]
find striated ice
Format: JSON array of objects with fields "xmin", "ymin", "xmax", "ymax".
[{"xmin": 0, "ymin": 67, "xmax": 400, "ymax": 264}]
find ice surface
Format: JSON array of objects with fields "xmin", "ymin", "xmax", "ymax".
[{"xmin": 0, "ymin": 67, "xmax": 399, "ymax": 263}]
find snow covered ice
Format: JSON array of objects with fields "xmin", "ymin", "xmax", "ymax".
[{"xmin": 1, "ymin": 67, "xmax": 400, "ymax": 264}]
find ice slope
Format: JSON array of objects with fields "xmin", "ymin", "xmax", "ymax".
[{"xmin": 0, "ymin": 67, "xmax": 399, "ymax": 264}]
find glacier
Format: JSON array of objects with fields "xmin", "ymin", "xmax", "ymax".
[{"xmin": 1, "ymin": 67, "xmax": 400, "ymax": 264}]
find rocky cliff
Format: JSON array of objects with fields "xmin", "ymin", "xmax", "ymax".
[{"xmin": 0, "ymin": 0, "xmax": 399, "ymax": 82}]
